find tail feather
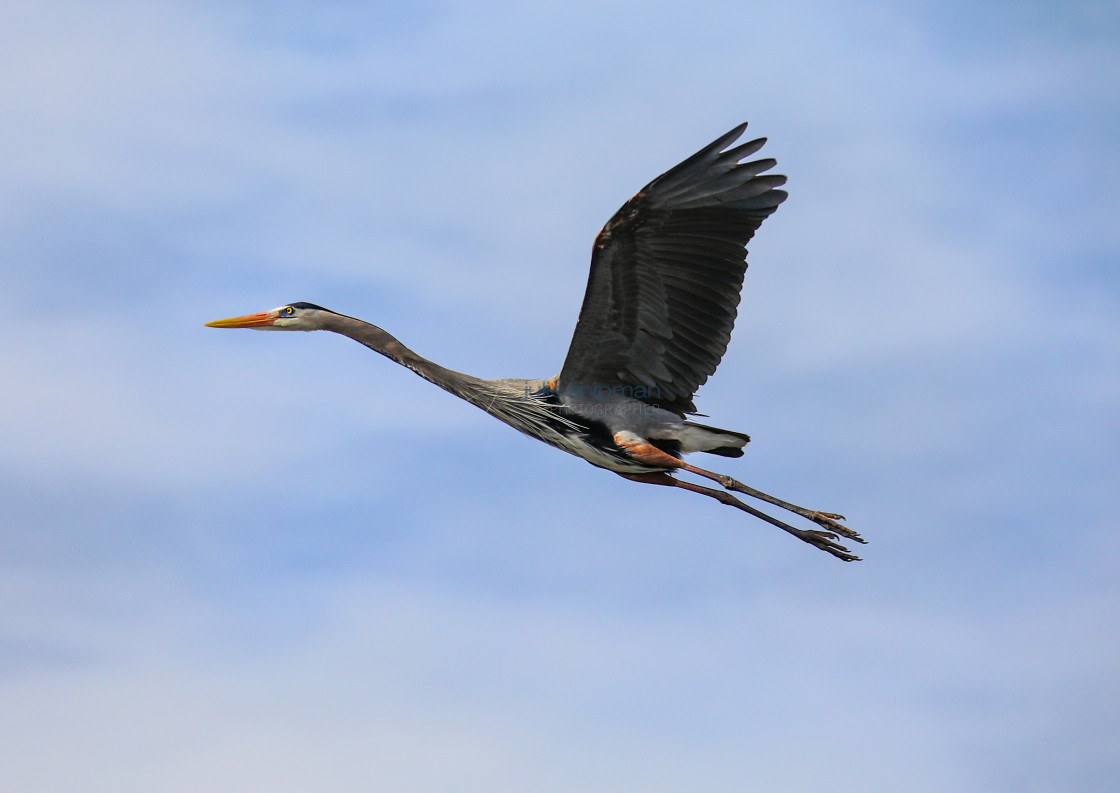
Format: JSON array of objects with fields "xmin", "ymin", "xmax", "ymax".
[{"xmin": 674, "ymin": 421, "xmax": 750, "ymax": 458}]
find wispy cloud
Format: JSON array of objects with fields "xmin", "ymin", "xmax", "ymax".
[{"xmin": 1, "ymin": 1, "xmax": 1118, "ymax": 791}]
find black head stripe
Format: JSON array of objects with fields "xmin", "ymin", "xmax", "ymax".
[{"xmin": 288, "ymin": 302, "xmax": 337, "ymax": 313}]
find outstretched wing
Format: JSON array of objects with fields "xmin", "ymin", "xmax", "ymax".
[{"xmin": 556, "ymin": 123, "xmax": 788, "ymax": 415}]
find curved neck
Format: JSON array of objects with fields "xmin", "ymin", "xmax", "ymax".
[{"xmin": 320, "ymin": 312, "xmax": 486, "ymax": 400}]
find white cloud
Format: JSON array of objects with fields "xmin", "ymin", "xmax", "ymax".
[{"xmin": 1, "ymin": 1, "xmax": 1118, "ymax": 791}]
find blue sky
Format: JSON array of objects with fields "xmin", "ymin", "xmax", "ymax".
[{"xmin": 2, "ymin": 0, "xmax": 1118, "ymax": 790}]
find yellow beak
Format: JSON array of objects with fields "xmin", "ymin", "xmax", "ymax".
[{"xmin": 205, "ymin": 311, "xmax": 276, "ymax": 329}]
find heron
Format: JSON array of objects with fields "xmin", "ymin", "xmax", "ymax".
[{"xmin": 207, "ymin": 123, "xmax": 865, "ymax": 561}]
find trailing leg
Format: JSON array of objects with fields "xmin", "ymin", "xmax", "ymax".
[
  {"xmin": 679, "ymin": 463, "xmax": 865, "ymax": 544},
  {"xmin": 619, "ymin": 472, "xmax": 862, "ymax": 562}
]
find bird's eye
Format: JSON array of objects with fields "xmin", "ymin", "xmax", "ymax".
[{"xmin": 284, "ymin": 306, "xmax": 295, "ymax": 316}]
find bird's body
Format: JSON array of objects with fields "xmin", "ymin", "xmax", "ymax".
[{"xmin": 208, "ymin": 123, "xmax": 866, "ymax": 560}]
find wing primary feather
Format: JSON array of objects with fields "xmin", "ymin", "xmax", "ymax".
[
  {"xmin": 719, "ymin": 137, "xmax": 768, "ymax": 162},
  {"xmin": 557, "ymin": 123, "xmax": 787, "ymax": 411}
]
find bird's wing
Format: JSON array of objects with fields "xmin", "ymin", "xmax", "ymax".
[{"xmin": 556, "ymin": 123, "xmax": 788, "ymax": 415}]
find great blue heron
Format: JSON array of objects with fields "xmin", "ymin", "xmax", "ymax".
[{"xmin": 207, "ymin": 123, "xmax": 865, "ymax": 561}]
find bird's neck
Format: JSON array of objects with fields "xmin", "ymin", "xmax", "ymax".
[{"xmin": 320, "ymin": 312, "xmax": 489, "ymax": 402}]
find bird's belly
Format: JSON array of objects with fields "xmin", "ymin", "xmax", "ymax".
[
  {"xmin": 496, "ymin": 388, "xmax": 672, "ymax": 474},
  {"xmin": 541, "ymin": 428, "xmax": 669, "ymax": 474}
]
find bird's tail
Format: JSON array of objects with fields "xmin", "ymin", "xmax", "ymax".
[{"xmin": 674, "ymin": 421, "xmax": 751, "ymax": 458}]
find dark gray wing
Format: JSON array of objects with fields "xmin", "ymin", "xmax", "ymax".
[{"xmin": 556, "ymin": 123, "xmax": 788, "ymax": 415}]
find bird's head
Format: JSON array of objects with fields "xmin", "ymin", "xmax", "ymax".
[{"xmin": 205, "ymin": 302, "xmax": 336, "ymax": 331}]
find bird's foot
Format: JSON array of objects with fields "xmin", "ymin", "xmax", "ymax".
[
  {"xmin": 799, "ymin": 528, "xmax": 863, "ymax": 562},
  {"xmin": 708, "ymin": 490, "xmax": 862, "ymax": 562},
  {"xmin": 809, "ymin": 511, "xmax": 866, "ymax": 544},
  {"xmin": 705, "ymin": 470, "xmax": 868, "ymax": 548}
]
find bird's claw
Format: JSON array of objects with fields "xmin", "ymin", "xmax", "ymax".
[
  {"xmin": 810, "ymin": 511, "xmax": 866, "ymax": 544},
  {"xmin": 804, "ymin": 529, "xmax": 862, "ymax": 562}
]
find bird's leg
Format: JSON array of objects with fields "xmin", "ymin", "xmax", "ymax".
[
  {"xmin": 611, "ymin": 433, "xmax": 864, "ymax": 547},
  {"xmin": 679, "ymin": 462, "xmax": 865, "ymax": 544},
  {"xmin": 618, "ymin": 473, "xmax": 861, "ymax": 562}
]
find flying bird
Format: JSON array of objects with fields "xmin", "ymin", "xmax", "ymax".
[{"xmin": 207, "ymin": 123, "xmax": 865, "ymax": 561}]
